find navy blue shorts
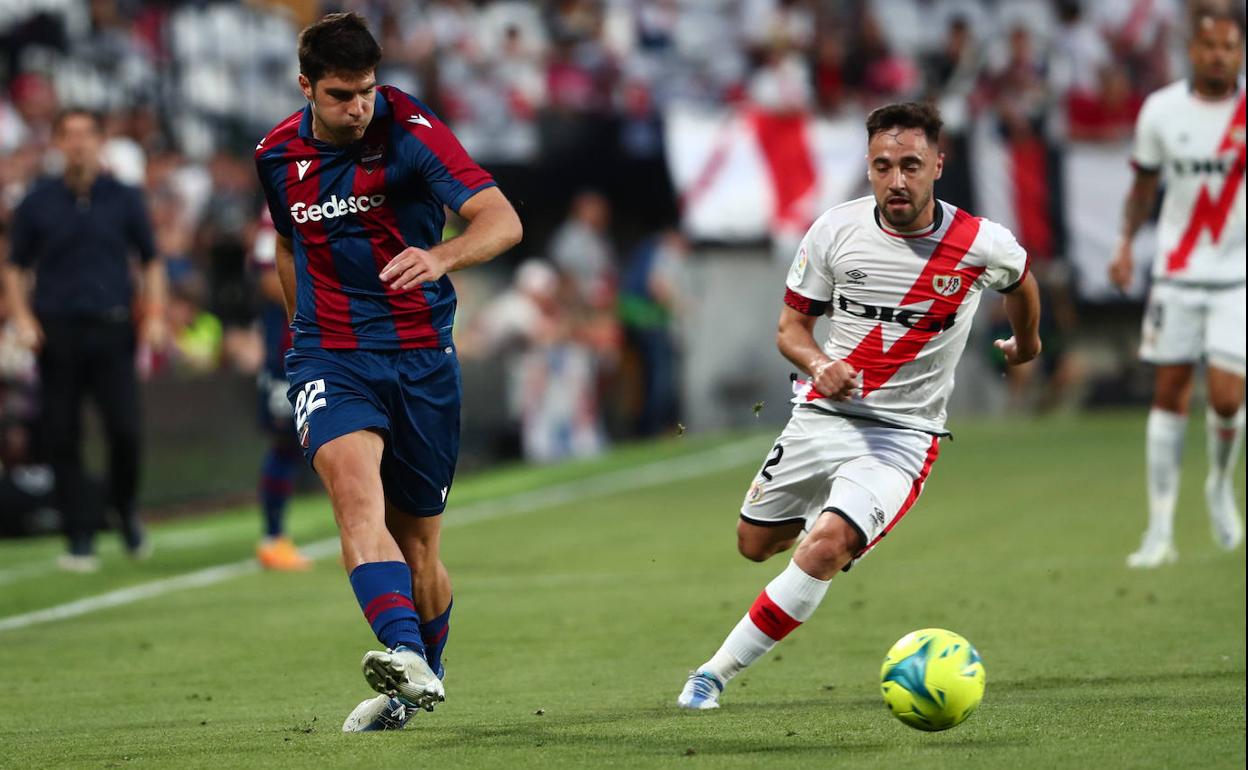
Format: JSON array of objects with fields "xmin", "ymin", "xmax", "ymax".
[{"xmin": 284, "ymin": 346, "xmax": 461, "ymax": 516}]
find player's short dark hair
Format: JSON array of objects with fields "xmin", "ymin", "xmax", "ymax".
[
  {"xmin": 865, "ymin": 102, "xmax": 943, "ymax": 146},
  {"xmin": 298, "ymin": 12, "xmax": 382, "ymax": 84},
  {"xmin": 1191, "ymin": 5, "xmax": 1246, "ymax": 37},
  {"xmin": 52, "ymin": 107, "xmax": 105, "ymax": 134}
]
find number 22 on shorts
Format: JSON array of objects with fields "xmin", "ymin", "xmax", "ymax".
[{"xmin": 294, "ymin": 379, "xmax": 327, "ymax": 432}]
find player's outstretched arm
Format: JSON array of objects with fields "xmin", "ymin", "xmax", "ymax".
[
  {"xmin": 381, "ymin": 188, "xmax": 522, "ymax": 291},
  {"xmin": 274, "ymin": 234, "xmax": 298, "ymax": 322},
  {"xmin": 993, "ymin": 273, "xmax": 1042, "ymax": 366},
  {"xmin": 1108, "ymin": 168, "xmax": 1160, "ymax": 291},
  {"xmin": 777, "ymin": 305, "xmax": 858, "ymax": 400}
]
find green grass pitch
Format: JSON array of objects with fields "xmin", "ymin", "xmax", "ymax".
[{"xmin": 0, "ymin": 412, "xmax": 1243, "ymax": 769}]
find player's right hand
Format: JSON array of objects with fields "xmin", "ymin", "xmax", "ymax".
[
  {"xmin": 11, "ymin": 313, "xmax": 43, "ymax": 351},
  {"xmin": 812, "ymin": 359, "xmax": 858, "ymax": 401},
  {"xmin": 1108, "ymin": 239, "xmax": 1134, "ymax": 291}
]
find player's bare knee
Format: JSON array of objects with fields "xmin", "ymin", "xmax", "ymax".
[
  {"xmin": 736, "ymin": 520, "xmax": 797, "ymax": 562},
  {"xmin": 798, "ymin": 531, "xmax": 853, "ymax": 573},
  {"xmin": 1208, "ymin": 385, "xmax": 1244, "ymax": 418},
  {"xmin": 737, "ymin": 535, "xmax": 774, "ymax": 562},
  {"xmin": 1210, "ymin": 396, "xmax": 1243, "ymax": 418},
  {"xmin": 796, "ymin": 513, "xmax": 861, "ymax": 574}
]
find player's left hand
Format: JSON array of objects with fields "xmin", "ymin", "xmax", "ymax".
[
  {"xmin": 993, "ymin": 336, "xmax": 1041, "ymax": 366},
  {"xmin": 380, "ymin": 247, "xmax": 450, "ymax": 291},
  {"xmin": 140, "ymin": 312, "xmax": 169, "ymax": 352}
]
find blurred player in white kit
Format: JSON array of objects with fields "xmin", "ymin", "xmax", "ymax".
[
  {"xmin": 1108, "ymin": 8, "xmax": 1246, "ymax": 568},
  {"xmin": 676, "ymin": 101, "xmax": 1042, "ymax": 709}
]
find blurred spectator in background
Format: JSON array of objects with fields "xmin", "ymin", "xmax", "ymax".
[
  {"xmin": 550, "ymin": 189, "xmax": 616, "ymax": 308},
  {"xmin": 923, "ymin": 16, "xmax": 980, "ymax": 211},
  {"xmin": 1066, "ymin": 64, "xmax": 1144, "ymax": 142},
  {"xmin": 0, "ymin": 260, "xmax": 54, "ymax": 537},
  {"xmin": 984, "ymin": 24, "xmax": 1059, "ymax": 261},
  {"xmin": 3, "ymin": 108, "xmax": 165, "ymax": 571},
  {"xmin": 162, "ymin": 268, "xmax": 220, "ymax": 375},
  {"xmin": 196, "ymin": 151, "xmax": 261, "ymax": 373},
  {"xmin": 1094, "ymin": 0, "xmax": 1178, "ymax": 93},
  {"xmin": 463, "ymin": 259, "xmax": 606, "ymax": 463},
  {"xmin": 619, "ymin": 229, "xmax": 689, "ymax": 436},
  {"xmin": 849, "ymin": 10, "xmax": 921, "ymax": 106},
  {"xmin": 249, "ymin": 208, "xmax": 310, "ymax": 571},
  {"xmin": 549, "ymin": 189, "xmax": 624, "ymax": 433}
]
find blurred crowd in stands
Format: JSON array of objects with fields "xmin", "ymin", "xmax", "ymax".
[{"xmin": 0, "ymin": 0, "xmax": 1240, "ymax": 491}]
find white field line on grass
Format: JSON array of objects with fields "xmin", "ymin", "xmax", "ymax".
[{"xmin": 0, "ymin": 437, "xmax": 764, "ymax": 633}]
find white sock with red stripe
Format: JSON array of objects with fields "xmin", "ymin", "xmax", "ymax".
[
  {"xmin": 1206, "ymin": 407, "xmax": 1245, "ymax": 491},
  {"xmin": 699, "ymin": 560, "xmax": 831, "ymax": 684},
  {"xmin": 1146, "ymin": 408, "xmax": 1187, "ymax": 543}
]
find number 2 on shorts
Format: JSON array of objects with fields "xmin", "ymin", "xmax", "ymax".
[
  {"xmin": 294, "ymin": 379, "xmax": 327, "ymax": 430},
  {"xmin": 761, "ymin": 444, "xmax": 784, "ymax": 481}
]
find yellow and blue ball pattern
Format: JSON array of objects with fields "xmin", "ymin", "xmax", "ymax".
[{"xmin": 880, "ymin": 628, "xmax": 985, "ymax": 731}]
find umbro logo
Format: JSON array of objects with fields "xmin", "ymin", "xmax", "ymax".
[
  {"xmin": 871, "ymin": 507, "xmax": 886, "ymax": 527},
  {"xmin": 846, "ymin": 269, "xmax": 868, "ymax": 280},
  {"xmin": 296, "ymin": 159, "xmax": 312, "ymax": 180},
  {"xmin": 408, "ymin": 114, "xmax": 432, "ymax": 128}
]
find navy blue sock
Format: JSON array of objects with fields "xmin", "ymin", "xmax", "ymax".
[
  {"xmin": 348, "ymin": 561, "xmax": 425, "ymax": 653},
  {"xmin": 419, "ymin": 599, "xmax": 452, "ymax": 676},
  {"xmin": 259, "ymin": 443, "xmax": 298, "ymax": 538}
]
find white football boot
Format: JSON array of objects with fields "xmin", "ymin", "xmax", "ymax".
[
  {"xmin": 343, "ymin": 695, "xmax": 411, "ymax": 732},
  {"xmin": 361, "ymin": 646, "xmax": 445, "ymax": 711},
  {"xmin": 1126, "ymin": 532, "xmax": 1178, "ymax": 569},
  {"xmin": 677, "ymin": 671, "xmax": 724, "ymax": 710},
  {"xmin": 1206, "ymin": 477, "xmax": 1244, "ymax": 551}
]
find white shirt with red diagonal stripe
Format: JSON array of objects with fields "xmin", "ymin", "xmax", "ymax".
[
  {"xmin": 1132, "ymin": 79, "xmax": 1246, "ymax": 285},
  {"xmin": 785, "ymin": 196, "xmax": 1028, "ymax": 435}
]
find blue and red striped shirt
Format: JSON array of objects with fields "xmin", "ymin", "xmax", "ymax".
[{"xmin": 255, "ymin": 85, "xmax": 496, "ymax": 350}]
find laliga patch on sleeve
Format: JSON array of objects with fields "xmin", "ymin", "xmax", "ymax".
[{"xmin": 789, "ymin": 246, "xmax": 808, "ymax": 283}]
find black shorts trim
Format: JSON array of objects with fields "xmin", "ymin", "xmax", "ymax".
[
  {"xmin": 739, "ymin": 513, "xmax": 806, "ymax": 529},
  {"xmin": 1141, "ymin": 358, "xmax": 1200, "ymax": 367},
  {"xmin": 822, "ymin": 506, "xmax": 866, "ymax": 553}
]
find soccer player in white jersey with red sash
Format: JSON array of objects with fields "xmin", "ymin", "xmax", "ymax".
[
  {"xmin": 677, "ymin": 102, "xmax": 1042, "ymax": 709},
  {"xmin": 1108, "ymin": 9, "xmax": 1245, "ymax": 568}
]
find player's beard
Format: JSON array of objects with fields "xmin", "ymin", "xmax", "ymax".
[
  {"xmin": 879, "ymin": 188, "xmax": 932, "ymax": 230},
  {"xmin": 1196, "ymin": 73, "xmax": 1236, "ymax": 98}
]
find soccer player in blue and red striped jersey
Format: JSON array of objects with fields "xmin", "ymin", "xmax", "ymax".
[{"xmin": 254, "ymin": 12, "xmax": 522, "ymax": 731}]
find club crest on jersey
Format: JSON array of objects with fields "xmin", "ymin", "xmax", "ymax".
[
  {"xmin": 747, "ymin": 481, "xmax": 766, "ymax": 504},
  {"xmin": 932, "ymin": 274, "xmax": 961, "ymax": 297}
]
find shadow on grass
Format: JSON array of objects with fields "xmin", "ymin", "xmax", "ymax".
[{"xmin": 289, "ymin": 703, "xmax": 1032, "ymax": 759}]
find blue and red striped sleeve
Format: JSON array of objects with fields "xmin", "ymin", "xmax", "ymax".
[
  {"xmin": 385, "ymin": 87, "xmax": 496, "ymax": 213},
  {"xmin": 254, "ymin": 112, "xmax": 302, "ymax": 238}
]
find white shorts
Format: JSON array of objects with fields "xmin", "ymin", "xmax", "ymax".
[
  {"xmin": 739, "ymin": 407, "xmax": 940, "ymax": 563},
  {"xmin": 1139, "ymin": 283, "xmax": 1246, "ymax": 376}
]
